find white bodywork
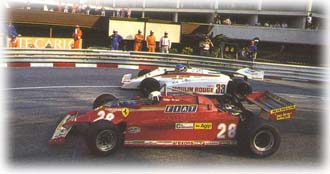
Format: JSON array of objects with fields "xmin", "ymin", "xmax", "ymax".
[{"xmin": 121, "ymin": 67, "xmax": 232, "ymax": 96}]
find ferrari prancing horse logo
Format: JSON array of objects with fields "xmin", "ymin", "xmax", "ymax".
[{"xmin": 122, "ymin": 108, "xmax": 129, "ymax": 117}]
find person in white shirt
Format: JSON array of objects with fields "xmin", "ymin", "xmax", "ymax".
[
  {"xmin": 306, "ymin": 13, "xmax": 312, "ymax": 29},
  {"xmin": 159, "ymin": 32, "xmax": 171, "ymax": 53}
]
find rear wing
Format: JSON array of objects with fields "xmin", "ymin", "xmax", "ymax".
[{"xmin": 246, "ymin": 91, "xmax": 296, "ymax": 121}]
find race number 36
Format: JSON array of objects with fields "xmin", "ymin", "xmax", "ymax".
[{"xmin": 217, "ymin": 123, "xmax": 237, "ymax": 139}]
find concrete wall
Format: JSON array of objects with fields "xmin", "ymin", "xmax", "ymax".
[{"xmin": 210, "ymin": 25, "xmax": 324, "ymax": 45}]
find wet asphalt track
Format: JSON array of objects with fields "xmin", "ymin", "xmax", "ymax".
[{"xmin": 5, "ymin": 68, "xmax": 325, "ymax": 170}]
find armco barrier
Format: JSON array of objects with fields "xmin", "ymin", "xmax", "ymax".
[{"xmin": 3, "ymin": 48, "xmax": 327, "ymax": 82}]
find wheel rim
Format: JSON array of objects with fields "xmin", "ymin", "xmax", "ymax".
[
  {"xmin": 253, "ymin": 129, "xmax": 275, "ymax": 152},
  {"xmin": 96, "ymin": 130, "xmax": 117, "ymax": 152}
]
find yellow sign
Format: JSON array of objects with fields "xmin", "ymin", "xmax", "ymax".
[
  {"xmin": 194, "ymin": 123, "xmax": 212, "ymax": 130},
  {"xmin": 7, "ymin": 37, "xmax": 80, "ymax": 49},
  {"xmin": 122, "ymin": 108, "xmax": 130, "ymax": 118},
  {"xmin": 270, "ymin": 105, "xmax": 296, "ymax": 114},
  {"xmin": 276, "ymin": 112, "xmax": 292, "ymax": 120}
]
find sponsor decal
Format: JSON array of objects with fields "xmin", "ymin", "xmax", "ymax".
[
  {"xmin": 127, "ymin": 127, "xmax": 141, "ymax": 134},
  {"xmin": 194, "ymin": 123, "xmax": 212, "ymax": 130},
  {"xmin": 172, "ymin": 86, "xmax": 214, "ymax": 93},
  {"xmin": 175, "ymin": 123, "xmax": 194, "ymax": 129},
  {"xmin": 164, "ymin": 104, "xmax": 198, "ymax": 113},
  {"xmin": 270, "ymin": 105, "xmax": 296, "ymax": 114},
  {"xmin": 122, "ymin": 108, "xmax": 130, "ymax": 117},
  {"xmin": 276, "ymin": 112, "xmax": 292, "ymax": 120},
  {"xmin": 104, "ymin": 108, "xmax": 122, "ymax": 112}
]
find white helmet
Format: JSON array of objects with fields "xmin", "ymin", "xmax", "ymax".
[{"xmin": 148, "ymin": 91, "xmax": 161, "ymax": 103}]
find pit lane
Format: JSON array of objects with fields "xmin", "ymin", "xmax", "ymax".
[{"xmin": 6, "ymin": 68, "xmax": 324, "ymax": 168}]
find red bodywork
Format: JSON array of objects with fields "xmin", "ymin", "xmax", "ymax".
[{"xmin": 49, "ymin": 91, "xmax": 295, "ymax": 147}]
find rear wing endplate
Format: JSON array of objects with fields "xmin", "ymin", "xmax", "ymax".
[{"xmin": 246, "ymin": 91, "xmax": 296, "ymax": 121}]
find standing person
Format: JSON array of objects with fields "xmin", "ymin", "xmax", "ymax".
[
  {"xmin": 133, "ymin": 30, "xmax": 144, "ymax": 51},
  {"xmin": 8, "ymin": 22, "xmax": 19, "ymax": 48},
  {"xmin": 159, "ymin": 32, "xmax": 171, "ymax": 53},
  {"xmin": 146, "ymin": 30, "xmax": 156, "ymax": 52},
  {"xmin": 306, "ymin": 13, "xmax": 312, "ymax": 29},
  {"xmin": 199, "ymin": 35, "xmax": 213, "ymax": 56},
  {"xmin": 72, "ymin": 25, "xmax": 83, "ymax": 49},
  {"xmin": 110, "ymin": 30, "xmax": 123, "ymax": 50}
]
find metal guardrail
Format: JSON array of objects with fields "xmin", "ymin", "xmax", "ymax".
[{"xmin": 3, "ymin": 48, "xmax": 327, "ymax": 82}]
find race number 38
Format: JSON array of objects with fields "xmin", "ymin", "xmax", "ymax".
[
  {"xmin": 215, "ymin": 84, "xmax": 226, "ymax": 94},
  {"xmin": 217, "ymin": 123, "xmax": 237, "ymax": 139}
]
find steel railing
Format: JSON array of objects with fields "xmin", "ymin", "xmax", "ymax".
[{"xmin": 3, "ymin": 48, "xmax": 327, "ymax": 82}]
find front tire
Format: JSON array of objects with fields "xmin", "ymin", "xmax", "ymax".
[
  {"xmin": 93, "ymin": 94, "xmax": 117, "ymax": 109},
  {"xmin": 227, "ymin": 79, "xmax": 252, "ymax": 100},
  {"xmin": 140, "ymin": 78, "xmax": 160, "ymax": 96},
  {"xmin": 86, "ymin": 121, "xmax": 122, "ymax": 156},
  {"xmin": 237, "ymin": 118, "xmax": 281, "ymax": 158}
]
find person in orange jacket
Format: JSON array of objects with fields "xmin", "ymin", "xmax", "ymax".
[
  {"xmin": 72, "ymin": 25, "xmax": 83, "ymax": 49},
  {"xmin": 146, "ymin": 30, "xmax": 156, "ymax": 52},
  {"xmin": 133, "ymin": 30, "xmax": 144, "ymax": 51}
]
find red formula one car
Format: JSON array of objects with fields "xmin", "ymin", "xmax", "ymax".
[{"xmin": 49, "ymin": 88, "xmax": 295, "ymax": 158}]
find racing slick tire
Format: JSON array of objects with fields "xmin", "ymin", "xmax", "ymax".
[
  {"xmin": 140, "ymin": 78, "xmax": 161, "ymax": 96},
  {"xmin": 86, "ymin": 121, "xmax": 122, "ymax": 156},
  {"xmin": 227, "ymin": 79, "xmax": 252, "ymax": 101},
  {"xmin": 93, "ymin": 94, "xmax": 117, "ymax": 109},
  {"xmin": 236, "ymin": 118, "xmax": 281, "ymax": 158},
  {"xmin": 137, "ymin": 69, "xmax": 151, "ymax": 77}
]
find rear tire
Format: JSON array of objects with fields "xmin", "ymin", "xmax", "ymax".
[
  {"xmin": 86, "ymin": 121, "xmax": 122, "ymax": 156},
  {"xmin": 140, "ymin": 78, "xmax": 160, "ymax": 96},
  {"xmin": 137, "ymin": 69, "xmax": 151, "ymax": 77},
  {"xmin": 237, "ymin": 118, "xmax": 280, "ymax": 158},
  {"xmin": 93, "ymin": 94, "xmax": 117, "ymax": 109}
]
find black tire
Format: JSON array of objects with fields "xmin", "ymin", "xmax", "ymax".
[
  {"xmin": 86, "ymin": 121, "xmax": 122, "ymax": 156},
  {"xmin": 227, "ymin": 79, "xmax": 252, "ymax": 100},
  {"xmin": 140, "ymin": 78, "xmax": 160, "ymax": 96},
  {"xmin": 93, "ymin": 94, "xmax": 117, "ymax": 109},
  {"xmin": 236, "ymin": 118, "xmax": 281, "ymax": 158},
  {"xmin": 137, "ymin": 69, "xmax": 151, "ymax": 77}
]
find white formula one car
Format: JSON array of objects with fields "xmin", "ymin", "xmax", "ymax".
[{"xmin": 121, "ymin": 64, "xmax": 252, "ymax": 100}]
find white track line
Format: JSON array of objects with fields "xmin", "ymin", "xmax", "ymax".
[{"xmin": 2, "ymin": 85, "xmax": 122, "ymax": 91}]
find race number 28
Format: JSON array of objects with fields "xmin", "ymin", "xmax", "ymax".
[
  {"xmin": 217, "ymin": 123, "xmax": 237, "ymax": 139},
  {"xmin": 215, "ymin": 84, "xmax": 226, "ymax": 94},
  {"xmin": 93, "ymin": 110, "xmax": 115, "ymax": 122}
]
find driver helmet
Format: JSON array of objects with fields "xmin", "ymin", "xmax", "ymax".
[
  {"xmin": 148, "ymin": 91, "xmax": 161, "ymax": 103},
  {"xmin": 175, "ymin": 64, "xmax": 185, "ymax": 72}
]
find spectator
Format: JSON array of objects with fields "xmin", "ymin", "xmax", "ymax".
[
  {"xmin": 116, "ymin": 8, "xmax": 120, "ymax": 17},
  {"xmin": 8, "ymin": 23, "xmax": 20, "ymax": 48},
  {"xmin": 72, "ymin": 25, "xmax": 83, "ymax": 49},
  {"xmin": 223, "ymin": 18, "xmax": 232, "ymax": 25},
  {"xmin": 134, "ymin": 30, "xmax": 144, "ymax": 51},
  {"xmin": 43, "ymin": 4, "xmax": 48, "ymax": 11},
  {"xmin": 264, "ymin": 21, "xmax": 270, "ymax": 27},
  {"xmin": 146, "ymin": 30, "xmax": 156, "ymax": 52},
  {"xmin": 199, "ymin": 35, "xmax": 213, "ymax": 56},
  {"xmin": 26, "ymin": 2, "xmax": 31, "ymax": 10},
  {"xmin": 159, "ymin": 32, "xmax": 171, "ymax": 53},
  {"xmin": 49, "ymin": 8, "xmax": 54, "ymax": 12},
  {"xmin": 72, "ymin": 3, "xmax": 77, "ymax": 14},
  {"xmin": 86, "ymin": 6, "xmax": 91, "ymax": 15},
  {"xmin": 247, "ymin": 40, "xmax": 257, "ymax": 60},
  {"xmin": 57, "ymin": 2, "xmax": 62, "ymax": 12},
  {"xmin": 110, "ymin": 30, "xmax": 123, "ymax": 50},
  {"xmin": 63, "ymin": 4, "xmax": 69, "ymax": 13},
  {"xmin": 127, "ymin": 8, "xmax": 131, "ymax": 18},
  {"xmin": 306, "ymin": 13, "xmax": 312, "ymax": 29},
  {"xmin": 101, "ymin": 7, "xmax": 106, "ymax": 16},
  {"xmin": 214, "ymin": 13, "xmax": 221, "ymax": 24}
]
